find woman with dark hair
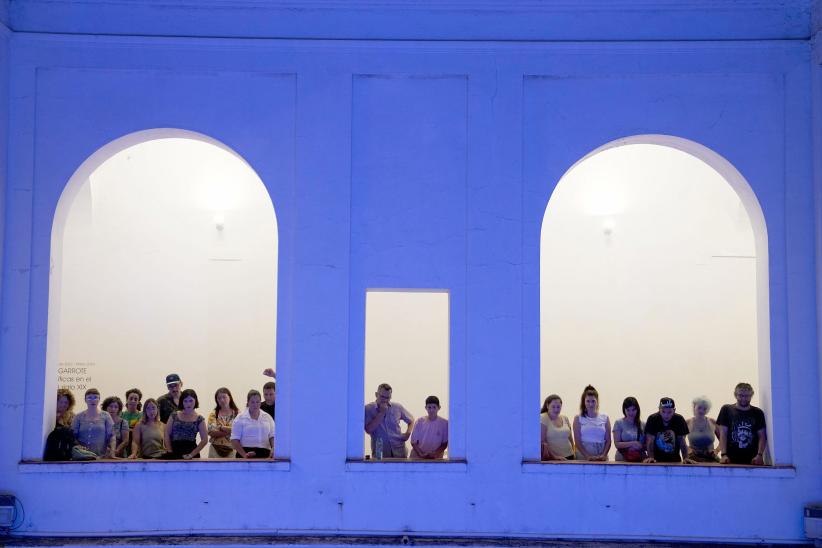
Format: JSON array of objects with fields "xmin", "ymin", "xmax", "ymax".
[
  {"xmin": 164, "ymin": 388, "xmax": 208, "ymax": 459},
  {"xmin": 71, "ymin": 388, "xmax": 115, "ymax": 458},
  {"xmin": 230, "ymin": 389, "xmax": 275, "ymax": 459},
  {"xmin": 121, "ymin": 389, "xmax": 143, "ymax": 428},
  {"xmin": 56, "ymin": 388, "xmax": 76, "ymax": 428},
  {"xmin": 540, "ymin": 394, "xmax": 574, "ymax": 460},
  {"xmin": 103, "ymin": 396, "xmax": 130, "ymax": 457},
  {"xmin": 207, "ymin": 387, "xmax": 239, "ymax": 458},
  {"xmin": 573, "ymin": 385, "xmax": 611, "ymax": 461},
  {"xmin": 129, "ymin": 398, "xmax": 165, "ymax": 459},
  {"xmin": 613, "ymin": 396, "xmax": 645, "ymax": 462}
]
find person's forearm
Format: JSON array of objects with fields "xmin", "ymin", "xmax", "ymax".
[
  {"xmin": 365, "ymin": 412, "xmax": 385, "ymax": 434},
  {"xmin": 757, "ymin": 432, "xmax": 767, "ymax": 457}
]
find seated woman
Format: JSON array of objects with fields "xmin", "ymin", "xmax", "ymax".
[
  {"xmin": 540, "ymin": 394, "xmax": 574, "ymax": 460},
  {"xmin": 129, "ymin": 398, "xmax": 166, "ymax": 459},
  {"xmin": 164, "ymin": 389, "xmax": 208, "ymax": 459},
  {"xmin": 231, "ymin": 390, "xmax": 275, "ymax": 459},
  {"xmin": 613, "ymin": 396, "xmax": 645, "ymax": 462},
  {"xmin": 573, "ymin": 385, "xmax": 611, "ymax": 461},
  {"xmin": 71, "ymin": 388, "xmax": 115, "ymax": 458},
  {"xmin": 687, "ymin": 396, "xmax": 719, "ymax": 462},
  {"xmin": 207, "ymin": 387, "xmax": 239, "ymax": 458},
  {"xmin": 56, "ymin": 388, "xmax": 76, "ymax": 428},
  {"xmin": 103, "ymin": 396, "xmax": 130, "ymax": 457}
]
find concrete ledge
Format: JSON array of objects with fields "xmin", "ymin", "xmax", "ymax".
[
  {"xmin": 345, "ymin": 458, "xmax": 467, "ymax": 472},
  {"xmin": 18, "ymin": 459, "xmax": 291, "ymax": 473},
  {"xmin": 521, "ymin": 459, "xmax": 796, "ymax": 478}
]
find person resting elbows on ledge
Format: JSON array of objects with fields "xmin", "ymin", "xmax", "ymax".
[
  {"xmin": 643, "ymin": 397, "xmax": 694, "ymax": 464},
  {"xmin": 163, "ymin": 389, "xmax": 208, "ymax": 460},
  {"xmin": 231, "ymin": 389, "xmax": 275, "ymax": 459}
]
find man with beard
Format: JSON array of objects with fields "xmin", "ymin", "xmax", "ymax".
[{"xmin": 717, "ymin": 383, "xmax": 767, "ymax": 465}]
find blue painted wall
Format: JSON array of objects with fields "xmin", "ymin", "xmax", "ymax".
[{"xmin": 0, "ymin": 2, "xmax": 820, "ymax": 543}]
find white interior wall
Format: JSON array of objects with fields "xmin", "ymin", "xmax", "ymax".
[
  {"xmin": 54, "ymin": 138, "xmax": 278, "ymax": 439},
  {"xmin": 540, "ymin": 144, "xmax": 758, "ymax": 458},
  {"xmin": 363, "ymin": 290, "xmax": 450, "ymax": 457}
]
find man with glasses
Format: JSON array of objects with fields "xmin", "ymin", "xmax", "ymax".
[{"xmin": 717, "ymin": 382, "xmax": 767, "ymax": 465}]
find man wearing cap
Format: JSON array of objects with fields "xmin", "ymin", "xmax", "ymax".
[
  {"xmin": 643, "ymin": 397, "xmax": 693, "ymax": 464},
  {"xmin": 157, "ymin": 373, "xmax": 183, "ymax": 424}
]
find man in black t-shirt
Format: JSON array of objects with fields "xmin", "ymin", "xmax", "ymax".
[
  {"xmin": 643, "ymin": 397, "xmax": 692, "ymax": 463},
  {"xmin": 157, "ymin": 373, "xmax": 182, "ymax": 424},
  {"xmin": 717, "ymin": 382, "xmax": 767, "ymax": 465}
]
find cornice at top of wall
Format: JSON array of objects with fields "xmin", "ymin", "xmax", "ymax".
[{"xmin": 6, "ymin": 0, "xmax": 814, "ymax": 41}]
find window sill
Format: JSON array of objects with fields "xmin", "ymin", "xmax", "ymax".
[
  {"xmin": 521, "ymin": 459, "xmax": 795, "ymax": 478},
  {"xmin": 346, "ymin": 458, "xmax": 467, "ymax": 472},
  {"xmin": 18, "ymin": 459, "xmax": 291, "ymax": 473}
]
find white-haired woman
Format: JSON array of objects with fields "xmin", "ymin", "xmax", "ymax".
[{"xmin": 687, "ymin": 396, "xmax": 719, "ymax": 462}]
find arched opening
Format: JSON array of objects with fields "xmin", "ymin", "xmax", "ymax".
[
  {"xmin": 539, "ymin": 135, "xmax": 772, "ymax": 462},
  {"xmin": 44, "ymin": 129, "xmax": 279, "ymax": 457}
]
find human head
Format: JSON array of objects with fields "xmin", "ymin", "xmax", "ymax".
[
  {"xmin": 141, "ymin": 399, "xmax": 160, "ymax": 423},
  {"xmin": 424, "ymin": 395, "xmax": 440, "ymax": 418},
  {"xmin": 165, "ymin": 374, "xmax": 182, "ymax": 397},
  {"xmin": 102, "ymin": 396, "xmax": 123, "ymax": 417},
  {"xmin": 263, "ymin": 381, "xmax": 276, "ymax": 405},
  {"xmin": 734, "ymin": 383, "xmax": 754, "ymax": 408},
  {"xmin": 691, "ymin": 395, "xmax": 712, "ymax": 417},
  {"xmin": 84, "ymin": 388, "xmax": 101, "ymax": 408},
  {"xmin": 57, "ymin": 388, "xmax": 75, "ymax": 414},
  {"xmin": 579, "ymin": 385, "xmax": 599, "ymax": 417},
  {"xmin": 214, "ymin": 387, "xmax": 239, "ymax": 413},
  {"xmin": 622, "ymin": 396, "xmax": 641, "ymax": 428},
  {"xmin": 658, "ymin": 397, "xmax": 675, "ymax": 421},
  {"xmin": 125, "ymin": 388, "xmax": 143, "ymax": 412},
  {"xmin": 247, "ymin": 389, "xmax": 262, "ymax": 412},
  {"xmin": 179, "ymin": 388, "xmax": 199, "ymax": 411},
  {"xmin": 375, "ymin": 383, "xmax": 392, "ymax": 405},
  {"xmin": 540, "ymin": 394, "xmax": 562, "ymax": 417}
]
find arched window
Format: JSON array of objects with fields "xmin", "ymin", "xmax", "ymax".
[
  {"xmin": 539, "ymin": 136, "xmax": 771, "ymax": 462},
  {"xmin": 44, "ymin": 130, "xmax": 278, "ymax": 458}
]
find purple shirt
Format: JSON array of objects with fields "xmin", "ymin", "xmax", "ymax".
[{"xmin": 364, "ymin": 401, "xmax": 413, "ymax": 452}]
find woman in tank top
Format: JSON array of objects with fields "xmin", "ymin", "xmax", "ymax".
[
  {"xmin": 573, "ymin": 385, "xmax": 611, "ymax": 461},
  {"xmin": 540, "ymin": 394, "xmax": 575, "ymax": 460},
  {"xmin": 129, "ymin": 398, "xmax": 166, "ymax": 459},
  {"xmin": 686, "ymin": 395, "xmax": 719, "ymax": 462},
  {"xmin": 163, "ymin": 389, "xmax": 209, "ymax": 459}
]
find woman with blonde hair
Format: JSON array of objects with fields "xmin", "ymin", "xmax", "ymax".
[
  {"xmin": 129, "ymin": 398, "xmax": 165, "ymax": 459},
  {"xmin": 56, "ymin": 388, "xmax": 76, "ymax": 428},
  {"xmin": 540, "ymin": 394, "xmax": 574, "ymax": 460},
  {"xmin": 687, "ymin": 395, "xmax": 719, "ymax": 462}
]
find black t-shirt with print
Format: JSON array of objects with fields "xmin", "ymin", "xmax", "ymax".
[
  {"xmin": 717, "ymin": 404, "xmax": 766, "ymax": 464},
  {"xmin": 644, "ymin": 412, "xmax": 689, "ymax": 462}
]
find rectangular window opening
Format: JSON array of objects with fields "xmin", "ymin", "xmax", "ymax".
[{"xmin": 363, "ymin": 289, "xmax": 450, "ymax": 461}]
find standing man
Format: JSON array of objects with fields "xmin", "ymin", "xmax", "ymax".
[
  {"xmin": 261, "ymin": 368, "xmax": 276, "ymax": 420},
  {"xmin": 643, "ymin": 397, "xmax": 692, "ymax": 463},
  {"xmin": 364, "ymin": 383, "xmax": 414, "ymax": 458},
  {"xmin": 717, "ymin": 382, "xmax": 767, "ymax": 465},
  {"xmin": 157, "ymin": 373, "xmax": 182, "ymax": 424}
]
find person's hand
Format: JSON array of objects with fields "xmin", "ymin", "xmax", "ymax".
[
  {"xmin": 751, "ymin": 454, "xmax": 764, "ymax": 465},
  {"xmin": 244, "ymin": 451, "xmax": 256, "ymax": 458},
  {"xmin": 183, "ymin": 453, "xmax": 192, "ymax": 460},
  {"xmin": 263, "ymin": 368, "xmax": 276, "ymax": 378},
  {"xmin": 377, "ymin": 401, "xmax": 389, "ymax": 412},
  {"xmin": 128, "ymin": 454, "xmax": 138, "ymax": 460},
  {"xmin": 683, "ymin": 458, "xmax": 695, "ymax": 464},
  {"xmin": 720, "ymin": 455, "xmax": 731, "ymax": 464},
  {"xmin": 643, "ymin": 457, "xmax": 656, "ymax": 463}
]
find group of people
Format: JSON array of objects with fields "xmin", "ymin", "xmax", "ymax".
[
  {"xmin": 540, "ymin": 382, "xmax": 768, "ymax": 465},
  {"xmin": 47, "ymin": 370, "xmax": 278, "ymax": 460}
]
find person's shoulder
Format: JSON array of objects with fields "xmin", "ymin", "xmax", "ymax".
[
  {"xmin": 437, "ymin": 416, "xmax": 448, "ymax": 426},
  {"xmin": 364, "ymin": 402, "xmax": 377, "ymax": 411}
]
